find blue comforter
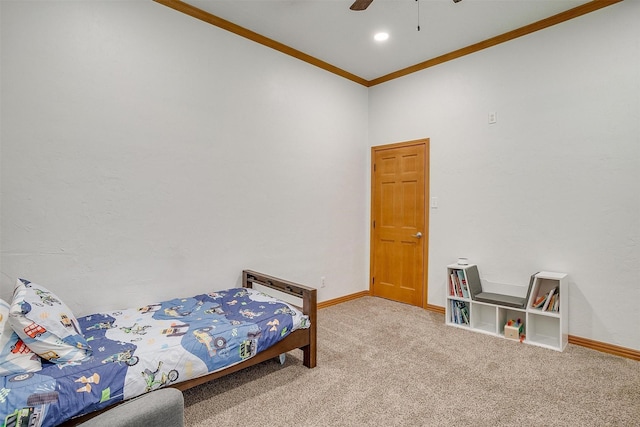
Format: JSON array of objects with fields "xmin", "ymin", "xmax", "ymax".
[{"xmin": 1, "ymin": 287, "xmax": 309, "ymax": 427}]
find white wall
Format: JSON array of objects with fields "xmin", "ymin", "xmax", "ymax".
[
  {"xmin": 2, "ymin": 1, "xmax": 638, "ymax": 351},
  {"xmin": 0, "ymin": 1, "xmax": 369, "ymax": 314},
  {"xmin": 369, "ymin": 1, "xmax": 639, "ymax": 350}
]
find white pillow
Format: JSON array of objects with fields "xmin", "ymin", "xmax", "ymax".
[
  {"xmin": 0, "ymin": 298, "xmax": 42, "ymax": 375},
  {"xmin": 9, "ymin": 278, "xmax": 92, "ymax": 363}
]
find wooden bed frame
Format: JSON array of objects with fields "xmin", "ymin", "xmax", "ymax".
[{"xmin": 65, "ymin": 270, "xmax": 317, "ymax": 425}]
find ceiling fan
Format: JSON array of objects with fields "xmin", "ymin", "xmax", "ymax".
[
  {"xmin": 350, "ymin": 0, "xmax": 462, "ymax": 12},
  {"xmin": 349, "ymin": 0, "xmax": 373, "ymax": 11}
]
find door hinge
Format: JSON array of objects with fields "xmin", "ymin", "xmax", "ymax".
[
  {"xmin": 372, "ymin": 277, "xmax": 375, "ymax": 285},
  {"xmin": 373, "ymin": 220, "xmax": 375, "ymax": 229},
  {"xmin": 374, "ymin": 163, "xmax": 376, "ymax": 172}
]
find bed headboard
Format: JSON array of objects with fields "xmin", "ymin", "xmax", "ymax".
[{"xmin": 242, "ymin": 270, "xmax": 316, "ymax": 314}]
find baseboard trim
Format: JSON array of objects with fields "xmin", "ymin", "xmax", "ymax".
[
  {"xmin": 326, "ymin": 294, "xmax": 639, "ymax": 362},
  {"xmin": 425, "ymin": 304, "xmax": 445, "ymax": 315},
  {"xmin": 568, "ymin": 335, "xmax": 640, "ymax": 361},
  {"xmin": 318, "ymin": 291, "xmax": 370, "ymax": 310}
]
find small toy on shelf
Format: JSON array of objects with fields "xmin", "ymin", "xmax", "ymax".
[{"xmin": 504, "ymin": 318, "xmax": 524, "ymax": 341}]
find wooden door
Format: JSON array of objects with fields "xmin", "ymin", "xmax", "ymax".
[{"xmin": 370, "ymin": 139, "xmax": 429, "ymax": 307}]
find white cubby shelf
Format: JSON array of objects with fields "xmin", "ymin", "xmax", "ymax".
[{"xmin": 445, "ymin": 264, "xmax": 568, "ymax": 352}]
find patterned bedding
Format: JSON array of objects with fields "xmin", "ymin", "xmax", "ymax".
[{"xmin": 1, "ymin": 287, "xmax": 309, "ymax": 427}]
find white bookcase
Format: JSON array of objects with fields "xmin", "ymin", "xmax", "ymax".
[{"xmin": 445, "ymin": 264, "xmax": 568, "ymax": 352}]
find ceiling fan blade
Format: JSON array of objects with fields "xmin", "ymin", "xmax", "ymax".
[{"xmin": 350, "ymin": 0, "xmax": 373, "ymax": 11}]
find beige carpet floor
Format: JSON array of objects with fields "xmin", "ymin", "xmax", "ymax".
[{"xmin": 182, "ymin": 296, "xmax": 640, "ymax": 426}]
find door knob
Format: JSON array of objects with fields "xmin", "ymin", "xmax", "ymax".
[{"xmin": 413, "ymin": 232, "xmax": 423, "ymax": 239}]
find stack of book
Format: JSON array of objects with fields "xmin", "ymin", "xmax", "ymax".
[
  {"xmin": 450, "ymin": 300, "xmax": 470, "ymax": 325},
  {"xmin": 448, "ymin": 269, "xmax": 469, "ymax": 298},
  {"xmin": 531, "ymin": 287, "xmax": 560, "ymax": 312}
]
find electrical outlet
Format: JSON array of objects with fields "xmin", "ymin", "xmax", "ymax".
[
  {"xmin": 321, "ymin": 276, "xmax": 326, "ymax": 288},
  {"xmin": 488, "ymin": 112, "xmax": 497, "ymax": 124}
]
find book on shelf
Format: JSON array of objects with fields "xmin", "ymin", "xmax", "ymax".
[
  {"xmin": 530, "ymin": 287, "xmax": 559, "ymax": 311},
  {"xmin": 450, "ymin": 300, "xmax": 470, "ymax": 325},
  {"xmin": 449, "ymin": 273, "xmax": 457, "ymax": 297},
  {"xmin": 450, "ymin": 271, "xmax": 464, "ymax": 298},
  {"xmin": 545, "ymin": 293, "xmax": 555, "ymax": 311},
  {"xmin": 532, "ymin": 294, "xmax": 546, "ymax": 308},
  {"xmin": 455, "ymin": 273, "xmax": 463, "ymax": 297},
  {"xmin": 546, "ymin": 293, "xmax": 560, "ymax": 312},
  {"xmin": 541, "ymin": 287, "xmax": 557, "ymax": 311},
  {"xmin": 460, "ymin": 304, "xmax": 469, "ymax": 325},
  {"xmin": 455, "ymin": 269, "xmax": 469, "ymax": 298}
]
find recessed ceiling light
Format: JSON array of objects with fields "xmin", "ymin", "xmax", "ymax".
[{"xmin": 374, "ymin": 32, "xmax": 389, "ymax": 42}]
